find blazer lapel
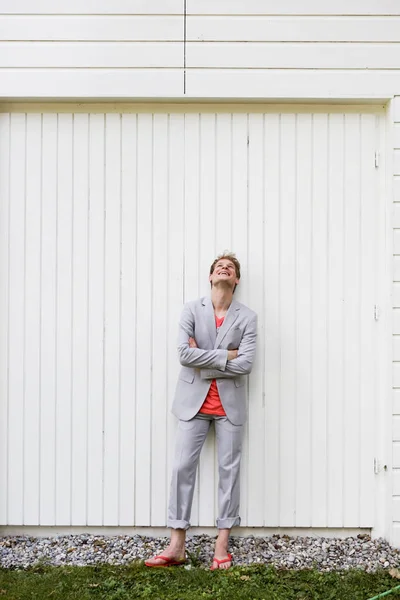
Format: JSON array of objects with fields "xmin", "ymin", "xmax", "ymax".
[
  {"xmin": 214, "ymin": 299, "xmax": 240, "ymax": 348},
  {"xmin": 202, "ymin": 296, "xmax": 217, "ymax": 347}
]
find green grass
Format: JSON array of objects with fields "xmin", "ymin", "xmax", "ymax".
[{"xmin": 0, "ymin": 562, "xmax": 400, "ymax": 600}]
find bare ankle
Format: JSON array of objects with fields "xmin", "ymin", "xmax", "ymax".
[
  {"xmin": 170, "ymin": 541, "xmax": 185, "ymax": 552},
  {"xmin": 170, "ymin": 528, "xmax": 186, "ymax": 555}
]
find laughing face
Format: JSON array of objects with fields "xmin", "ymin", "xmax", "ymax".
[{"xmin": 209, "ymin": 258, "xmax": 240, "ymax": 290}]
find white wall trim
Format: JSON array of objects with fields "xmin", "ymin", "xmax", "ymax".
[
  {"xmin": 0, "ymin": 526, "xmax": 372, "ymax": 539},
  {"xmin": 0, "ymin": 101, "xmax": 388, "ymax": 113},
  {"xmin": 371, "ymin": 103, "xmax": 394, "ymax": 542}
]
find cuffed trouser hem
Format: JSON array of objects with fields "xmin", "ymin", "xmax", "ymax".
[
  {"xmin": 216, "ymin": 516, "xmax": 241, "ymax": 529},
  {"xmin": 167, "ymin": 519, "xmax": 191, "ymax": 530}
]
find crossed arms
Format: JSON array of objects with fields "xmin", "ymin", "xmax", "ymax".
[{"xmin": 177, "ymin": 303, "xmax": 257, "ymax": 380}]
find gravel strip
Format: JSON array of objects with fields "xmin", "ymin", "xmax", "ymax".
[{"xmin": 0, "ymin": 533, "xmax": 399, "ymax": 572}]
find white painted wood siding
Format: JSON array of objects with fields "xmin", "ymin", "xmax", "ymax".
[
  {"xmin": 0, "ymin": 0, "xmax": 184, "ymax": 98},
  {"xmin": 2, "ymin": 1, "xmax": 400, "ymax": 99},
  {"xmin": 392, "ymin": 97, "xmax": 400, "ymax": 545},
  {"xmin": 0, "ymin": 106, "xmax": 382, "ymax": 527},
  {"xmin": 185, "ymin": 0, "xmax": 400, "ymax": 98}
]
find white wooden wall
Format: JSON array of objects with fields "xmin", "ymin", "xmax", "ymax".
[
  {"xmin": 185, "ymin": 0, "xmax": 400, "ymax": 97},
  {"xmin": 1, "ymin": 0, "xmax": 400, "ymax": 98},
  {"xmin": 0, "ymin": 0, "xmax": 398, "ymax": 542},
  {"xmin": 0, "ymin": 106, "xmax": 383, "ymax": 528},
  {"xmin": 0, "ymin": 0, "xmax": 185, "ymax": 98},
  {"xmin": 392, "ymin": 98, "xmax": 400, "ymax": 545}
]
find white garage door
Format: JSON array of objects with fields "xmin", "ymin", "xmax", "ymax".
[{"xmin": 0, "ymin": 106, "xmax": 383, "ymax": 528}]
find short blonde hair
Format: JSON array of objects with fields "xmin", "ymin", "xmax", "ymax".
[{"xmin": 209, "ymin": 252, "xmax": 241, "ymax": 292}]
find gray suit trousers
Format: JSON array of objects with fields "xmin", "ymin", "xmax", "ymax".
[{"xmin": 167, "ymin": 414, "xmax": 243, "ymax": 530}]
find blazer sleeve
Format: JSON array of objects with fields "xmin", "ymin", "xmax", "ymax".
[
  {"xmin": 200, "ymin": 314, "xmax": 257, "ymax": 380},
  {"xmin": 177, "ymin": 303, "xmax": 229, "ymax": 370}
]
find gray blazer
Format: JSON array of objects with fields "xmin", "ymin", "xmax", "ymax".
[{"xmin": 171, "ymin": 296, "xmax": 258, "ymax": 426}]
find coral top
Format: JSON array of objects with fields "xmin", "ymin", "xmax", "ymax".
[{"xmin": 199, "ymin": 315, "xmax": 227, "ymax": 416}]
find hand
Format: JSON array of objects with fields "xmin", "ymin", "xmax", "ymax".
[
  {"xmin": 188, "ymin": 337, "xmax": 198, "ymax": 348},
  {"xmin": 227, "ymin": 349, "xmax": 238, "ymax": 360}
]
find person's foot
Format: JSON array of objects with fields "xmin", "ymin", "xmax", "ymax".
[
  {"xmin": 145, "ymin": 545, "xmax": 186, "ymax": 567},
  {"xmin": 211, "ymin": 529, "xmax": 232, "ymax": 569},
  {"xmin": 211, "ymin": 552, "xmax": 232, "ymax": 570}
]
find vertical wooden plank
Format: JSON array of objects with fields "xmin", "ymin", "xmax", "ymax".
[
  {"xmin": 343, "ymin": 114, "xmax": 361, "ymax": 527},
  {"xmin": 119, "ymin": 114, "xmax": 137, "ymax": 526},
  {"xmin": 279, "ymin": 113, "xmax": 296, "ymax": 527},
  {"xmin": 151, "ymin": 114, "xmax": 169, "ymax": 526},
  {"xmin": 198, "ymin": 113, "xmax": 216, "ymax": 526},
  {"xmin": 198, "ymin": 113, "xmax": 216, "ymax": 297},
  {"xmin": 326, "ymin": 113, "xmax": 345, "ymax": 527},
  {"xmin": 71, "ymin": 113, "xmax": 89, "ymax": 525},
  {"xmin": 375, "ymin": 113, "xmax": 389, "ymax": 539},
  {"xmin": 103, "ymin": 113, "xmax": 121, "ymax": 525},
  {"xmin": 183, "ymin": 112, "xmax": 200, "ymax": 524},
  {"xmin": 359, "ymin": 114, "xmax": 377, "ymax": 526},
  {"xmin": 39, "ymin": 113, "xmax": 57, "ymax": 525},
  {"xmin": 183, "ymin": 113, "xmax": 200, "ymax": 301},
  {"xmin": 215, "ymin": 114, "xmax": 232, "ymax": 251},
  {"xmin": 166, "ymin": 114, "xmax": 185, "ymax": 526},
  {"xmin": 230, "ymin": 113, "xmax": 250, "ymax": 526},
  {"xmin": 135, "ymin": 113, "xmax": 153, "ymax": 525},
  {"xmin": 295, "ymin": 113, "xmax": 312, "ymax": 526},
  {"xmin": 87, "ymin": 113, "xmax": 105, "ymax": 525},
  {"xmin": 212, "ymin": 113, "xmax": 234, "ymax": 524},
  {"xmin": 0, "ymin": 114, "xmax": 10, "ymax": 525},
  {"xmin": 264, "ymin": 114, "xmax": 280, "ymax": 526},
  {"xmin": 311, "ymin": 113, "xmax": 328, "ymax": 527},
  {"xmin": 231, "ymin": 114, "xmax": 248, "ymax": 268},
  {"xmin": 23, "ymin": 114, "xmax": 41, "ymax": 525},
  {"xmin": 8, "ymin": 114, "xmax": 25, "ymax": 525},
  {"xmin": 55, "ymin": 113, "xmax": 73, "ymax": 524},
  {"xmin": 246, "ymin": 113, "xmax": 264, "ymax": 526}
]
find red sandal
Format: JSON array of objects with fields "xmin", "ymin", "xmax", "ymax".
[
  {"xmin": 145, "ymin": 555, "xmax": 186, "ymax": 568},
  {"xmin": 210, "ymin": 553, "xmax": 233, "ymax": 570}
]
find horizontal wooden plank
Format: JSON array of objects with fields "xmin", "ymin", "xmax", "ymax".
[
  {"xmin": 394, "ymin": 415, "xmax": 400, "ymax": 440},
  {"xmin": 187, "ymin": 0, "xmax": 400, "ymax": 15},
  {"xmin": 394, "ymin": 443, "xmax": 400, "ymax": 469},
  {"xmin": 394, "ymin": 363, "xmax": 400, "ymax": 387},
  {"xmin": 395, "ymin": 97, "xmax": 400, "ymax": 122},
  {"xmin": 185, "ymin": 69, "xmax": 397, "ymax": 99},
  {"xmin": 187, "ymin": 16, "xmax": 400, "ymax": 42},
  {"xmin": 0, "ymin": 102, "xmax": 384, "ymax": 113},
  {"xmin": 0, "ymin": 16, "xmax": 183, "ymax": 41},
  {"xmin": 393, "ymin": 283, "xmax": 400, "ymax": 308},
  {"xmin": 0, "ymin": 0, "xmax": 183, "ymax": 14},
  {"xmin": 393, "ymin": 390, "xmax": 400, "ymax": 414},
  {"xmin": 0, "ymin": 69, "xmax": 183, "ymax": 97},
  {"xmin": 7, "ymin": 0, "xmax": 398, "ymax": 16},
  {"xmin": 2, "ymin": 69, "xmax": 394, "ymax": 100},
  {"xmin": 0, "ymin": 42, "xmax": 182, "ymax": 67},
  {"xmin": 392, "ymin": 523, "xmax": 400, "ymax": 546},
  {"xmin": 394, "ymin": 309, "xmax": 400, "ymax": 334},
  {"xmin": 394, "ymin": 257, "xmax": 400, "ymax": 282},
  {"xmin": 394, "ymin": 337, "xmax": 400, "ymax": 361},
  {"xmin": 394, "ymin": 230, "xmax": 400, "ymax": 254},
  {"xmin": 395, "ymin": 125, "xmax": 400, "ymax": 149},
  {"xmin": 187, "ymin": 42, "xmax": 400, "ymax": 69},
  {"xmin": 395, "ymin": 178, "xmax": 400, "ymax": 203},
  {"xmin": 394, "ymin": 496, "xmax": 400, "ymax": 520},
  {"xmin": 394, "ymin": 470, "xmax": 400, "ymax": 495}
]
